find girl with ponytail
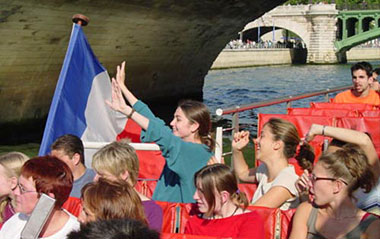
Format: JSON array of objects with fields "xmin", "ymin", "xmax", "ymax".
[
  {"xmin": 232, "ymin": 118, "xmax": 314, "ymax": 210},
  {"xmin": 185, "ymin": 164, "xmax": 264, "ymax": 238},
  {"xmin": 107, "ymin": 62, "xmax": 214, "ymax": 203}
]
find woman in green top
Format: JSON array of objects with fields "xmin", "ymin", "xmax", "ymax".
[{"xmin": 106, "ymin": 62, "xmax": 213, "ymax": 203}]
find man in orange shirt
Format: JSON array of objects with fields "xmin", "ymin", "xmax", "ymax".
[{"xmin": 334, "ymin": 62, "xmax": 380, "ymax": 105}]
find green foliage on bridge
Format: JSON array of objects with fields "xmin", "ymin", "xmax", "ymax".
[{"xmin": 285, "ymin": 0, "xmax": 380, "ymax": 5}]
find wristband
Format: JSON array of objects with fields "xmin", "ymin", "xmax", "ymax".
[
  {"xmin": 127, "ymin": 108, "xmax": 135, "ymax": 119},
  {"xmin": 322, "ymin": 126, "xmax": 326, "ymax": 136}
]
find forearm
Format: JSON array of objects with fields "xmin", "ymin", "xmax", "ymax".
[
  {"xmin": 315, "ymin": 124, "xmax": 380, "ymax": 177},
  {"xmin": 122, "ymin": 107, "xmax": 149, "ymax": 131},
  {"xmin": 318, "ymin": 124, "xmax": 371, "ymax": 147},
  {"xmin": 120, "ymin": 84, "xmax": 138, "ymax": 106},
  {"xmin": 232, "ymin": 149, "xmax": 255, "ymax": 182}
]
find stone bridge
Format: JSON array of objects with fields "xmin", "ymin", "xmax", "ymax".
[{"xmin": 241, "ymin": 4, "xmax": 380, "ymax": 63}]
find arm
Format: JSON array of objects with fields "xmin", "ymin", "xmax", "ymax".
[
  {"xmin": 306, "ymin": 124, "xmax": 380, "ymax": 178},
  {"xmin": 115, "ymin": 61, "xmax": 156, "ymax": 119},
  {"xmin": 252, "ymin": 186, "xmax": 293, "ymax": 208},
  {"xmin": 365, "ymin": 219, "xmax": 380, "ymax": 239},
  {"xmin": 232, "ymin": 131, "xmax": 257, "ymax": 183},
  {"xmin": 106, "ymin": 78, "xmax": 149, "ymax": 130},
  {"xmin": 115, "ymin": 61, "xmax": 138, "ymax": 106},
  {"xmin": 288, "ymin": 202, "xmax": 311, "ymax": 239}
]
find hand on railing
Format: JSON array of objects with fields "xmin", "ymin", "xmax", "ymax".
[{"xmin": 232, "ymin": 131, "xmax": 250, "ymax": 151}]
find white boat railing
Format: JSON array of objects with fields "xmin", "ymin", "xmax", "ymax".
[{"xmin": 83, "ymin": 141, "xmax": 160, "ymax": 151}]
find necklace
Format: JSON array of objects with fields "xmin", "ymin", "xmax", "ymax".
[{"xmin": 212, "ymin": 205, "xmax": 239, "ymax": 219}]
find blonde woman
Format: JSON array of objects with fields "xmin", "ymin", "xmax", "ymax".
[
  {"xmin": 92, "ymin": 140, "xmax": 162, "ymax": 231},
  {"xmin": 0, "ymin": 152, "xmax": 29, "ymax": 225}
]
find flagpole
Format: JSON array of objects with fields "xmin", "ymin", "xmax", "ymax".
[{"xmin": 72, "ymin": 14, "xmax": 89, "ymax": 26}]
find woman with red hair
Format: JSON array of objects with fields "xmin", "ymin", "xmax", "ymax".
[{"xmin": 0, "ymin": 156, "xmax": 80, "ymax": 238}]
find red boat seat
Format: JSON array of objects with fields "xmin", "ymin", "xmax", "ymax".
[
  {"xmin": 247, "ymin": 206, "xmax": 279, "ymax": 239},
  {"xmin": 279, "ymin": 208, "xmax": 297, "ymax": 239},
  {"xmin": 62, "ymin": 196, "xmax": 82, "ymax": 217},
  {"xmin": 135, "ymin": 179, "xmax": 158, "ymax": 198},
  {"xmin": 337, "ymin": 116, "xmax": 380, "ymax": 158},
  {"xmin": 161, "ymin": 233, "xmax": 226, "ymax": 239},
  {"xmin": 310, "ymin": 102, "xmax": 379, "ymax": 111},
  {"xmin": 238, "ymin": 183, "xmax": 257, "ymax": 202},
  {"xmin": 288, "ymin": 107, "xmax": 380, "ymax": 118},
  {"xmin": 156, "ymin": 202, "xmax": 199, "ymax": 234}
]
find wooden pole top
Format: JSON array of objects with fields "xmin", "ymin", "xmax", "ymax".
[{"xmin": 72, "ymin": 14, "xmax": 89, "ymax": 26}]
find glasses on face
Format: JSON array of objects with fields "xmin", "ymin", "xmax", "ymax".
[
  {"xmin": 17, "ymin": 182, "xmax": 37, "ymax": 194},
  {"xmin": 309, "ymin": 174, "xmax": 348, "ymax": 185}
]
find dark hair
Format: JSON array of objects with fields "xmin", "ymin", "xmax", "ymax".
[
  {"xmin": 265, "ymin": 118, "xmax": 314, "ymax": 171},
  {"xmin": 351, "ymin": 61, "xmax": 372, "ymax": 77},
  {"xmin": 21, "ymin": 156, "xmax": 73, "ymax": 209},
  {"xmin": 67, "ymin": 218, "xmax": 160, "ymax": 239},
  {"xmin": 194, "ymin": 164, "xmax": 248, "ymax": 217},
  {"xmin": 178, "ymin": 100, "xmax": 214, "ymax": 151},
  {"xmin": 328, "ymin": 139, "xmax": 347, "ymax": 149},
  {"xmin": 51, "ymin": 134, "xmax": 85, "ymax": 164},
  {"xmin": 372, "ymin": 68, "xmax": 380, "ymax": 79},
  {"xmin": 81, "ymin": 178, "xmax": 147, "ymax": 224},
  {"xmin": 319, "ymin": 144, "xmax": 376, "ymax": 199}
]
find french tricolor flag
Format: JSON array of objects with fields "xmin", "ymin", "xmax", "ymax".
[{"xmin": 38, "ymin": 23, "xmax": 127, "ymax": 164}]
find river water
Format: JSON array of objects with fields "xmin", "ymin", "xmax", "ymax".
[{"xmin": 203, "ymin": 61, "xmax": 380, "ymax": 133}]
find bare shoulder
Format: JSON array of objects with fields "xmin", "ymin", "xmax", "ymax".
[
  {"xmin": 296, "ymin": 201, "xmax": 313, "ymax": 215},
  {"xmin": 365, "ymin": 217, "xmax": 380, "ymax": 239},
  {"xmin": 288, "ymin": 202, "xmax": 313, "ymax": 239}
]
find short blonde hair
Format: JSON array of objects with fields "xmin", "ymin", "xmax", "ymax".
[
  {"xmin": 0, "ymin": 151, "xmax": 29, "ymax": 177},
  {"xmin": 92, "ymin": 139, "xmax": 139, "ymax": 185},
  {"xmin": 0, "ymin": 152, "xmax": 29, "ymax": 223}
]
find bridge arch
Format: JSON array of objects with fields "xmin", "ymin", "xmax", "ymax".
[{"xmin": 243, "ymin": 19, "xmax": 310, "ymax": 48}]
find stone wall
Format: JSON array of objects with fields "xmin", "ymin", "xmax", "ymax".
[
  {"xmin": 211, "ymin": 49, "xmax": 292, "ymax": 69},
  {"xmin": 211, "ymin": 48, "xmax": 380, "ymax": 69},
  {"xmin": 346, "ymin": 48, "xmax": 380, "ymax": 61}
]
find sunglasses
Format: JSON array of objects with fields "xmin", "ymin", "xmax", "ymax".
[{"xmin": 309, "ymin": 174, "xmax": 348, "ymax": 185}]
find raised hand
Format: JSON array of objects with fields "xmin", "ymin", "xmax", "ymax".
[
  {"xmin": 232, "ymin": 131, "xmax": 250, "ymax": 151},
  {"xmin": 116, "ymin": 61, "xmax": 126, "ymax": 87},
  {"xmin": 295, "ymin": 169, "xmax": 311, "ymax": 194},
  {"xmin": 305, "ymin": 124, "xmax": 322, "ymax": 142},
  {"xmin": 106, "ymin": 78, "xmax": 130, "ymax": 115}
]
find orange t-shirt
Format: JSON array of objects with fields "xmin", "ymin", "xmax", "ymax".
[{"xmin": 334, "ymin": 89, "xmax": 380, "ymax": 105}]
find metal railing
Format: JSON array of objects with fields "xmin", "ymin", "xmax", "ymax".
[{"xmin": 213, "ymin": 84, "xmax": 352, "ymax": 162}]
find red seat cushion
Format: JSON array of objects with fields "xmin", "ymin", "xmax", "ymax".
[
  {"xmin": 247, "ymin": 206, "xmax": 279, "ymax": 239},
  {"xmin": 62, "ymin": 196, "xmax": 82, "ymax": 217},
  {"xmin": 280, "ymin": 208, "xmax": 297, "ymax": 239}
]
